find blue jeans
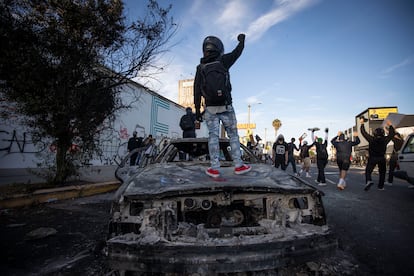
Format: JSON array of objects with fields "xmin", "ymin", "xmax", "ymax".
[{"xmin": 204, "ymin": 106, "xmax": 243, "ymax": 169}]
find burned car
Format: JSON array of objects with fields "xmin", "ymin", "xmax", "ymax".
[{"xmin": 107, "ymin": 138, "xmax": 337, "ymax": 275}]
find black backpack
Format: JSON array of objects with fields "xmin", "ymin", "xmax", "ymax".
[
  {"xmin": 199, "ymin": 59, "xmax": 232, "ymax": 106},
  {"xmin": 318, "ymin": 145, "xmax": 328, "ymax": 159},
  {"xmin": 180, "ymin": 114, "xmax": 195, "ymax": 131}
]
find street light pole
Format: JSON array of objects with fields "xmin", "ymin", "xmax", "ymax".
[
  {"xmin": 247, "ymin": 104, "xmax": 251, "ymax": 135},
  {"xmin": 247, "ymin": 102, "xmax": 261, "ymax": 135}
]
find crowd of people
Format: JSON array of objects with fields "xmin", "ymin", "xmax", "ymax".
[
  {"xmin": 268, "ymin": 118, "xmax": 403, "ymax": 191},
  {"xmin": 126, "ymin": 32, "xmax": 404, "ymax": 191}
]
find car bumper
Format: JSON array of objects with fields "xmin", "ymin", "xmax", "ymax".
[{"xmin": 107, "ymin": 232, "xmax": 338, "ymax": 274}]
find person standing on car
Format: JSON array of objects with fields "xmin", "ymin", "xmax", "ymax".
[
  {"xmin": 194, "ymin": 34, "xmax": 251, "ymax": 178},
  {"xmin": 386, "ymin": 132, "xmax": 404, "ymax": 186},
  {"xmin": 360, "ymin": 118, "xmax": 395, "ymax": 191},
  {"xmin": 312, "ymin": 128, "xmax": 329, "ymax": 186},
  {"xmin": 272, "ymin": 134, "xmax": 288, "ymax": 170},
  {"xmin": 331, "ymin": 131, "xmax": 360, "ymax": 190}
]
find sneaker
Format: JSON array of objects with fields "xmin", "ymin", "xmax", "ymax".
[
  {"xmin": 384, "ymin": 182, "xmax": 393, "ymax": 186},
  {"xmin": 364, "ymin": 181, "xmax": 374, "ymax": 191},
  {"xmin": 318, "ymin": 182, "xmax": 327, "ymax": 186},
  {"xmin": 408, "ymin": 185, "xmax": 414, "ymax": 189},
  {"xmin": 234, "ymin": 164, "xmax": 251, "ymax": 175},
  {"xmin": 306, "ymin": 173, "xmax": 311, "ymax": 178},
  {"xmin": 206, "ymin": 167, "xmax": 220, "ymax": 178},
  {"xmin": 378, "ymin": 187, "xmax": 385, "ymax": 191},
  {"xmin": 315, "ymin": 180, "xmax": 320, "ymax": 184},
  {"xmin": 337, "ymin": 183, "xmax": 345, "ymax": 190}
]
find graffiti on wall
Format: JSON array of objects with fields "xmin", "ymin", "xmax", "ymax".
[{"xmin": 0, "ymin": 129, "xmax": 47, "ymax": 154}]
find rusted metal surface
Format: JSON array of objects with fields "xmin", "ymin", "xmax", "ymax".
[{"xmin": 107, "ymin": 138, "xmax": 337, "ymax": 275}]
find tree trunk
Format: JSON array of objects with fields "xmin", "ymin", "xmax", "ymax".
[{"xmin": 54, "ymin": 138, "xmax": 73, "ymax": 184}]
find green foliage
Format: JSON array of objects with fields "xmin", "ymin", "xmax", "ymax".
[{"xmin": 0, "ymin": 0, "xmax": 176, "ymax": 184}]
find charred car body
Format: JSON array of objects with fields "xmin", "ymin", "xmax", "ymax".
[{"xmin": 107, "ymin": 138, "xmax": 337, "ymax": 275}]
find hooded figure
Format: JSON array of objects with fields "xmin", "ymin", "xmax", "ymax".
[
  {"xmin": 272, "ymin": 134, "xmax": 289, "ymax": 170},
  {"xmin": 179, "ymin": 107, "xmax": 196, "ymax": 138},
  {"xmin": 193, "ymin": 33, "xmax": 251, "ymax": 178}
]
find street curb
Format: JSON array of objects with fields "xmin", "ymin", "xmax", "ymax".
[{"xmin": 0, "ymin": 181, "xmax": 120, "ymax": 209}]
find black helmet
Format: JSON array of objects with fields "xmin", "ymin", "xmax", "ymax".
[
  {"xmin": 374, "ymin": 128, "xmax": 385, "ymax": 137},
  {"xmin": 203, "ymin": 36, "xmax": 224, "ymax": 55}
]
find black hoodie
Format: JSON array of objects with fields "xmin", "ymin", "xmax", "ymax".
[
  {"xmin": 193, "ymin": 40, "xmax": 244, "ymax": 111},
  {"xmin": 360, "ymin": 124, "xmax": 395, "ymax": 158}
]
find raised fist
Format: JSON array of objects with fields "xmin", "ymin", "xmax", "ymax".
[
  {"xmin": 196, "ymin": 109, "xmax": 203, "ymax": 122},
  {"xmin": 237, "ymin": 33, "xmax": 245, "ymax": 42}
]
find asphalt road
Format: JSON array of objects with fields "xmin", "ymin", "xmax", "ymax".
[
  {"xmin": 1, "ymin": 163, "xmax": 413, "ymax": 275},
  {"xmin": 304, "ymin": 163, "xmax": 414, "ymax": 276}
]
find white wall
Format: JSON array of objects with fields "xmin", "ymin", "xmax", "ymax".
[{"xmin": 0, "ymin": 80, "xmax": 208, "ymax": 168}]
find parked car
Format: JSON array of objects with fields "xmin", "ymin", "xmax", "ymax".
[
  {"xmin": 107, "ymin": 138, "xmax": 337, "ymax": 275},
  {"xmin": 396, "ymin": 133, "xmax": 414, "ymax": 185}
]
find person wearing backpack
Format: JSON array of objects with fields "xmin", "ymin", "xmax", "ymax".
[
  {"xmin": 193, "ymin": 33, "xmax": 251, "ymax": 178},
  {"xmin": 312, "ymin": 128, "xmax": 329, "ymax": 186},
  {"xmin": 180, "ymin": 107, "xmax": 196, "ymax": 138}
]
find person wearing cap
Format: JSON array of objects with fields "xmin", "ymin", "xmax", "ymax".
[
  {"xmin": 312, "ymin": 128, "xmax": 329, "ymax": 186},
  {"xmin": 331, "ymin": 131, "xmax": 360, "ymax": 190},
  {"xmin": 360, "ymin": 119, "xmax": 395, "ymax": 191},
  {"xmin": 193, "ymin": 33, "xmax": 251, "ymax": 178}
]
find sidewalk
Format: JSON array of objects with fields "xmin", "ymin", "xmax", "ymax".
[
  {"xmin": 0, "ymin": 165, "xmax": 118, "ymax": 186},
  {"xmin": 0, "ymin": 165, "xmax": 120, "ymax": 209}
]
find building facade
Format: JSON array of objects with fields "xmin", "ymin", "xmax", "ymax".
[{"xmin": 0, "ymin": 80, "xmax": 207, "ymax": 168}]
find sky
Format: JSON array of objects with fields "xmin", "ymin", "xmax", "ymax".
[{"xmin": 124, "ymin": 0, "xmax": 414, "ymax": 144}]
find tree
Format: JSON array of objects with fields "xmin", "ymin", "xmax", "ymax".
[{"xmin": 0, "ymin": 0, "xmax": 176, "ymax": 184}]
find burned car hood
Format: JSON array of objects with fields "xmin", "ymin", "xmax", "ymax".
[{"xmin": 119, "ymin": 163, "xmax": 315, "ymax": 200}]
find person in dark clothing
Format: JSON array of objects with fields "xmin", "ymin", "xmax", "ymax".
[
  {"xmin": 360, "ymin": 118, "xmax": 395, "ymax": 191},
  {"xmin": 179, "ymin": 107, "xmax": 196, "ymax": 160},
  {"xmin": 272, "ymin": 134, "xmax": 288, "ymax": 170},
  {"xmin": 193, "ymin": 34, "xmax": 251, "ymax": 178},
  {"xmin": 312, "ymin": 128, "xmax": 329, "ymax": 186},
  {"xmin": 299, "ymin": 134, "xmax": 316, "ymax": 178},
  {"xmin": 331, "ymin": 131, "xmax": 360, "ymax": 190},
  {"xmin": 180, "ymin": 107, "xmax": 196, "ymax": 138},
  {"xmin": 127, "ymin": 131, "xmax": 143, "ymax": 166},
  {"xmin": 386, "ymin": 132, "xmax": 404, "ymax": 185},
  {"xmin": 287, "ymin": 137, "xmax": 299, "ymax": 175}
]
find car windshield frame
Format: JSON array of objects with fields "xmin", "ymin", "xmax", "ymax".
[{"xmin": 154, "ymin": 138, "xmax": 260, "ymax": 164}]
